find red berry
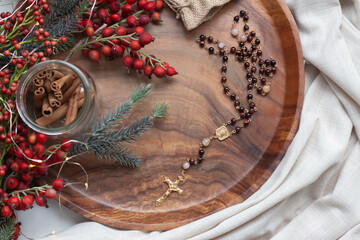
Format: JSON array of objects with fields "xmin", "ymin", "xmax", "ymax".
[
  {"xmin": 137, "ymin": 0, "xmax": 147, "ymax": 9},
  {"xmin": 109, "ymin": 38, "xmax": 120, "ymax": 45},
  {"xmin": 10, "ymin": 162, "xmax": 19, "ymax": 172},
  {"xmin": 1, "ymin": 205, "xmax": 12, "ymax": 218},
  {"xmin": 8, "ymin": 196, "xmax": 20, "ymax": 208},
  {"xmin": 20, "ymin": 171, "xmax": 33, "ymax": 182},
  {"xmin": 126, "ymin": 27, "xmax": 135, "ymax": 35},
  {"xmin": 34, "ymin": 143, "xmax": 45, "ymax": 155},
  {"xmin": 83, "ymin": 19, "xmax": 93, "ymax": 27},
  {"xmin": 36, "ymin": 161, "xmax": 48, "ymax": 175},
  {"xmin": 133, "ymin": 59, "xmax": 144, "ymax": 70},
  {"xmin": 104, "ymin": 16, "xmax": 112, "ymax": 25},
  {"xmin": 56, "ymin": 149, "xmax": 66, "ymax": 161},
  {"xmin": 122, "ymin": 3, "xmax": 134, "ymax": 16},
  {"xmin": 139, "ymin": 33, "xmax": 153, "ymax": 45},
  {"xmin": 52, "ymin": 178, "xmax": 64, "ymax": 192},
  {"xmin": 89, "ymin": 38, "xmax": 101, "ymax": 50},
  {"xmin": 19, "ymin": 161, "xmax": 30, "ymax": 171},
  {"xmin": 85, "ymin": 26, "xmax": 94, "ymax": 37},
  {"xmin": 27, "ymin": 133, "xmax": 37, "ymax": 145},
  {"xmin": 2, "ymin": 193, "xmax": 9, "ymax": 203},
  {"xmin": 101, "ymin": 45, "xmax": 111, "ymax": 57},
  {"xmin": 101, "ymin": 27, "xmax": 114, "ymax": 37},
  {"xmin": 130, "ymin": 40, "xmax": 141, "ymax": 50},
  {"xmin": 23, "ymin": 148, "xmax": 33, "ymax": 158},
  {"xmin": 35, "ymin": 195, "xmax": 48, "ymax": 207},
  {"xmin": 82, "ymin": 48, "xmax": 90, "ymax": 56},
  {"xmin": 13, "ymin": 223, "xmax": 21, "ymax": 239},
  {"xmin": 126, "ymin": 15, "xmax": 137, "ymax": 27},
  {"xmin": 138, "ymin": 14, "xmax": 150, "ymax": 26},
  {"xmin": 144, "ymin": 65, "xmax": 153, "ymax": 78},
  {"xmin": 135, "ymin": 26, "xmax": 144, "ymax": 35},
  {"xmin": 21, "ymin": 195, "xmax": 34, "ymax": 209},
  {"xmin": 92, "ymin": 22, "xmax": 101, "ymax": 31},
  {"xmin": 45, "ymin": 188, "xmax": 57, "ymax": 199},
  {"xmin": 166, "ymin": 67, "xmax": 178, "ymax": 76},
  {"xmin": 97, "ymin": 8, "xmax": 109, "ymax": 21},
  {"xmin": 50, "ymin": 154, "xmax": 62, "ymax": 163},
  {"xmin": 154, "ymin": 65, "xmax": 167, "ymax": 78},
  {"xmin": 89, "ymin": 50, "xmax": 100, "ymax": 62},
  {"xmin": 60, "ymin": 37, "xmax": 67, "ymax": 43},
  {"xmin": 36, "ymin": 133, "xmax": 47, "ymax": 144},
  {"xmin": 123, "ymin": 55, "xmax": 134, "ymax": 67},
  {"xmin": 6, "ymin": 177, "xmax": 19, "ymax": 189},
  {"xmin": 17, "ymin": 182, "xmax": 29, "ymax": 191},
  {"xmin": 14, "ymin": 43, "xmax": 21, "ymax": 50},
  {"xmin": 115, "ymin": 26, "xmax": 126, "ymax": 36},
  {"xmin": 151, "ymin": 11, "xmax": 162, "ymax": 22},
  {"xmin": 155, "ymin": 0, "xmax": 164, "ymax": 10},
  {"xmin": 110, "ymin": 13, "xmax": 121, "ymax": 22},
  {"xmin": 109, "ymin": 1, "xmax": 121, "ymax": 13},
  {"xmin": 144, "ymin": 1, "xmax": 155, "ymax": 12},
  {"xmin": 111, "ymin": 44, "xmax": 123, "ymax": 57}
]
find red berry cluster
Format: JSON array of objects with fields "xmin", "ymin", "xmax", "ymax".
[
  {"xmin": 0, "ymin": 0, "xmax": 67, "ymax": 70},
  {"xmin": 77, "ymin": 0, "xmax": 177, "ymax": 78},
  {"xmin": 0, "ymin": 130, "xmax": 72, "ymax": 235}
]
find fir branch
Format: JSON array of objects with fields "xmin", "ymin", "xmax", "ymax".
[
  {"xmin": 131, "ymin": 83, "xmax": 152, "ymax": 103},
  {"xmin": 0, "ymin": 217, "xmax": 16, "ymax": 240},
  {"xmin": 50, "ymin": 0, "xmax": 82, "ymax": 16},
  {"xmin": 151, "ymin": 103, "xmax": 168, "ymax": 118},
  {"xmin": 91, "ymin": 84, "xmax": 152, "ymax": 136},
  {"xmin": 107, "ymin": 116, "xmax": 153, "ymax": 143},
  {"xmin": 71, "ymin": 84, "xmax": 168, "ymax": 168}
]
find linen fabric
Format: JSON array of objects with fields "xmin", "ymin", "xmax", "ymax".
[
  {"xmin": 165, "ymin": 0, "xmax": 231, "ymax": 30},
  {"xmin": 10, "ymin": 0, "xmax": 360, "ymax": 239}
]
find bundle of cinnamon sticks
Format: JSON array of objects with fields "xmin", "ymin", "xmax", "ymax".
[{"xmin": 32, "ymin": 69, "xmax": 84, "ymax": 127}]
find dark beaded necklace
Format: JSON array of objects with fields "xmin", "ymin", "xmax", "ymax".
[{"xmin": 156, "ymin": 10, "xmax": 278, "ymax": 207}]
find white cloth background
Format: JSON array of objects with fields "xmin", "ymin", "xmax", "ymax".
[{"xmin": 2, "ymin": 0, "xmax": 360, "ymax": 238}]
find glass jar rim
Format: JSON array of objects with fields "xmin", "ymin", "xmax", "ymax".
[{"xmin": 16, "ymin": 60, "xmax": 92, "ymax": 136}]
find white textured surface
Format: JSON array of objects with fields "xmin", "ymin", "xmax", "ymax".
[{"xmin": 2, "ymin": 0, "xmax": 360, "ymax": 239}]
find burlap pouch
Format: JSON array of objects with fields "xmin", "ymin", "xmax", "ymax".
[{"xmin": 166, "ymin": 0, "xmax": 231, "ymax": 30}]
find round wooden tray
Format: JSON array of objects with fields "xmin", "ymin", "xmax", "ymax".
[{"xmin": 41, "ymin": 0, "xmax": 304, "ymax": 231}]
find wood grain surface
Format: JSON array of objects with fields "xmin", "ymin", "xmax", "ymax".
[{"xmin": 40, "ymin": 0, "xmax": 304, "ymax": 231}]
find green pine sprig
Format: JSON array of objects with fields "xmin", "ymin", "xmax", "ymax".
[
  {"xmin": 71, "ymin": 84, "xmax": 168, "ymax": 168},
  {"xmin": 0, "ymin": 217, "xmax": 16, "ymax": 240},
  {"xmin": 151, "ymin": 103, "xmax": 168, "ymax": 118}
]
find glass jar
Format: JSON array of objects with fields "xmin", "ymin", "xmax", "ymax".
[{"xmin": 16, "ymin": 60, "xmax": 98, "ymax": 138}]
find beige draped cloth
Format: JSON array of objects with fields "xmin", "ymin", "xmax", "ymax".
[{"xmin": 7, "ymin": 0, "xmax": 360, "ymax": 239}]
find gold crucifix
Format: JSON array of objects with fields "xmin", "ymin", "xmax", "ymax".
[{"xmin": 155, "ymin": 175, "xmax": 184, "ymax": 207}]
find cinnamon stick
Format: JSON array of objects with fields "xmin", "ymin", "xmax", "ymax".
[
  {"xmin": 44, "ymin": 80, "xmax": 61, "ymax": 108},
  {"xmin": 64, "ymin": 94, "xmax": 74, "ymax": 125},
  {"xmin": 36, "ymin": 70, "xmax": 48, "ymax": 79},
  {"xmin": 62, "ymin": 78, "xmax": 81, "ymax": 104},
  {"xmin": 34, "ymin": 87, "xmax": 45, "ymax": 110},
  {"xmin": 47, "ymin": 70, "xmax": 65, "ymax": 81},
  {"xmin": 41, "ymin": 96, "xmax": 53, "ymax": 117},
  {"xmin": 68, "ymin": 86, "xmax": 81, "ymax": 124},
  {"xmin": 35, "ymin": 96, "xmax": 85, "ymax": 127},
  {"xmin": 33, "ymin": 77, "xmax": 44, "ymax": 87},
  {"xmin": 51, "ymin": 74, "xmax": 76, "ymax": 92},
  {"xmin": 54, "ymin": 91, "xmax": 63, "ymax": 101}
]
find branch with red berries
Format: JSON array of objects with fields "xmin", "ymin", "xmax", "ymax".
[{"xmin": 69, "ymin": 0, "xmax": 177, "ymax": 78}]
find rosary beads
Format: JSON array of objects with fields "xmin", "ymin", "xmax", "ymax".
[{"xmin": 156, "ymin": 10, "xmax": 278, "ymax": 207}]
